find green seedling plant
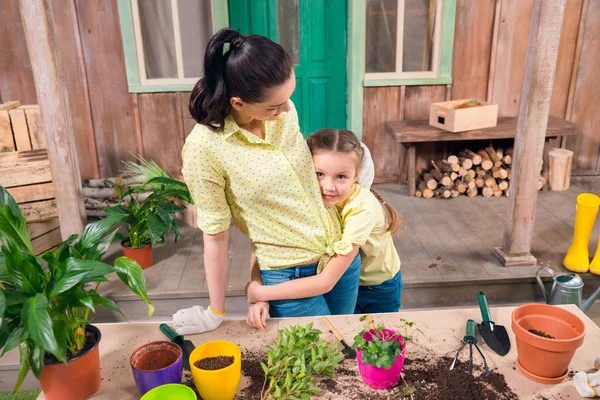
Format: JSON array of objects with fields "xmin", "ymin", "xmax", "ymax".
[
  {"xmin": 260, "ymin": 323, "xmax": 344, "ymax": 400},
  {"xmin": 0, "ymin": 186, "xmax": 154, "ymax": 395}
]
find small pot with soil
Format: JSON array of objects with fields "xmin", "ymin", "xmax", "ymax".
[
  {"xmin": 130, "ymin": 341, "xmax": 183, "ymax": 395},
  {"xmin": 39, "ymin": 324, "xmax": 102, "ymax": 400},
  {"xmin": 512, "ymin": 304, "xmax": 585, "ymax": 384},
  {"xmin": 189, "ymin": 340, "xmax": 241, "ymax": 400}
]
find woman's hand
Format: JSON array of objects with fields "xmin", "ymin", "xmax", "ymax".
[
  {"xmin": 245, "ymin": 280, "xmax": 265, "ymax": 304},
  {"xmin": 246, "ymin": 302, "xmax": 269, "ymax": 330}
]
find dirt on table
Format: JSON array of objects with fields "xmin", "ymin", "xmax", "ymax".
[
  {"xmin": 528, "ymin": 329, "xmax": 555, "ymax": 339},
  {"xmin": 231, "ymin": 349, "xmax": 519, "ymax": 400},
  {"xmin": 194, "ymin": 355, "xmax": 235, "ymax": 370}
]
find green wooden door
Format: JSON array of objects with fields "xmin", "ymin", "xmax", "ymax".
[{"xmin": 229, "ymin": 0, "xmax": 347, "ymax": 136}]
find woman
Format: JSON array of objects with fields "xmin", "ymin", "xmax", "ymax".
[{"xmin": 173, "ymin": 28, "xmax": 366, "ymax": 335}]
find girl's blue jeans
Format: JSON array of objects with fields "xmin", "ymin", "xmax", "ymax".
[
  {"xmin": 260, "ymin": 252, "xmax": 361, "ymax": 318},
  {"xmin": 354, "ymin": 270, "xmax": 404, "ymax": 314}
]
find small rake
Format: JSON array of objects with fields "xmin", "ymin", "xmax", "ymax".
[{"xmin": 450, "ymin": 319, "xmax": 491, "ymax": 376}]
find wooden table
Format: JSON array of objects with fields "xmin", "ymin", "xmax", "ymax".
[
  {"xmin": 27, "ymin": 305, "xmax": 600, "ymax": 399},
  {"xmin": 386, "ymin": 116, "xmax": 580, "ymax": 196}
]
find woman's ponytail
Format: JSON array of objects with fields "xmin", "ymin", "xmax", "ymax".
[{"xmin": 189, "ymin": 28, "xmax": 293, "ymax": 130}]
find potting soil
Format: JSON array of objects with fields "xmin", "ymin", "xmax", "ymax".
[
  {"xmin": 194, "ymin": 355, "xmax": 235, "ymax": 370},
  {"xmin": 528, "ymin": 329, "xmax": 555, "ymax": 339},
  {"xmin": 44, "ymin": 330, "xmax": 97, "ymax": 364}
]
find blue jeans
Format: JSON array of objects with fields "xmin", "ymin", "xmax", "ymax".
[
  {"xmin": 354, "ymin": 270, "xmax": 403, "ymax": 314},
  {"xmin": 324, "ymin": 252, "xmax": 361, "ymax": 315},
  {"xmin": 261, "ymin": 264, "xmax": 331, "ymax": 318}
]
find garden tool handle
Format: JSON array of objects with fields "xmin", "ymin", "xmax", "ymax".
[
  {"xmin": 321, "ymin": 317, "xmax": 344, "ymax": 341},
  {"xmin": 477, "ymin": 291, "xmax": 493, "ymax": 324},
  {"xmin": 160, "ymin": 323, "xmax": 181, "ymax": 341},
  {"xmin": 535, "ymin": 266, "xmax": 555, "ymax": 304},
  {"xmin": 464, "ymin": 319, "xmax": 478, "ymax": 344},
  {"xmin": 366, "ymin": 315, "xmax": 375, "ymax": 330}
]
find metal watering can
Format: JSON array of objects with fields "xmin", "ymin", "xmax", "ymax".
[{"xmin": 536, "ymin": 266, "xmax": 600, "ymax": 312}]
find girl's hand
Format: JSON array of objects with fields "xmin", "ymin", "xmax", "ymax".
[
  {"xmin": 246, "ymin": 302, "xmax": 269, "ymax": 330},
  {"xmin": 245, "ymin": 280, "xmax": 264, "ymax": 304}
]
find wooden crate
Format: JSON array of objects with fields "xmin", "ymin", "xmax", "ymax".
[
  {"xmin": 0, "ymin": 102, "xmax": 45, "ymax": 152},
  {"xmin": 429, "ymin": 99, "xmax": 498, "ymax": 133}
]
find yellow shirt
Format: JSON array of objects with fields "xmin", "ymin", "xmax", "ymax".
[
  {"xmin": 181, "ymin": 101, "xmax": 350, "ymax": 270},
  {"xmin": 336, "ymin": 184, "xmax": 402, "ymax": 286}
]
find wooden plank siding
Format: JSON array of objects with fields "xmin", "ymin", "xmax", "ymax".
[{"xmin": 0, "ymin": 0, "xmax": 598, "ymax": 183}]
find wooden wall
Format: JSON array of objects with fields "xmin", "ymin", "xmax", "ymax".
[
  {"xmin": 1, "ymin": 0, "xmax": 598, "ymax": 181},
  {"xmin": 366, "ymin": 0, "xmax": 600, "ymax": 182}
]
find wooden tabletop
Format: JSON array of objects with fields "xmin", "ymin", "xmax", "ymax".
[
  {"xmin": 27, "ymin": 305, "xmax": 600, "ymax": 399},
  {"xmin": 386, "ymin": 116, "xmax": 580, "ymax": 143}
]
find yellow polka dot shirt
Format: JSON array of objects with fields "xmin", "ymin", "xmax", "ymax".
[{"xmin": 182, "ymin": 101, "xmax": 350, "ymax": 270}]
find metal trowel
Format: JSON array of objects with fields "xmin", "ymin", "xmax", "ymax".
[{"xmin": 476, "ymin": 291, "xmax": 511, "ymax": 356}]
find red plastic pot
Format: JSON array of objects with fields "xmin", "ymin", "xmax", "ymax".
[
  {"xmin": 356, "ymin": 329, "xmax": 406, "ymax": 390},
  {"xmin": 39, "ymin": 325, "xmax": 101, "ymax": 400},
  {"xmin": 512, "ymin": 304, "xmax": 585, "ymax": 384},
  {"xmin": 122, "ymin": 241, "xmax": 153, "ymax": 269}
]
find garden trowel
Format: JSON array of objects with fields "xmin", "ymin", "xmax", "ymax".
[
  {"xmin": 160, "ymin": 323, "xmax": 196, "ymax": 370},
  {"xmin": 321, "ymin": 317, "xmax": 356, "ymax": 359},
  {"xmin": 476, "ymin": 291, "xmax": 511, "ymax": 356}
]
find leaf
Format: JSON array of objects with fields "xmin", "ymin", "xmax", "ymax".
[
  {"xmin": 48, "ymin": 258, "xmax": 114, "ymax": 297},
  {"xmin": 53, "ymin": 319, "xmax": 68, "ymax": 359},
  {"xmin": 0, "ymin": 290, "xmax": 5, "ymax": 329},
  {"xmin": 75, "ymin": 214, "xmax": 126, "ymax": 256},
  {"xmin": 28, "ymin": 340, "xmax": 44, "ymax": 378},
  {"xmin": 112, "ymin": 257, "xmax": 154, "ymax": 317},
  {"xmin": 359, "ymin": 315, "xmax": 368, "ymax": 322},
  {"xmin": 0, "ymin": 188, "xmax": 33, "ymax": 253},
  {"xmin": 147, "ymin": 211, "xmax": 167, "ymax": 245},
  {"xmin": 21, "ymin": 294, "xmax": 64, "ymax": 361},
  {"xmin": 403, "ymin": 385, "xmax": 416, "ymax": 396},
  {"xmin": 13, "ymin": 342, "xmax": 31, "ymax": 395},
  {"xmin": 2, "ymin": 327, "xmax": 28, "ymax": 356},
  {"xmin": 89, "ymin": 291, "xmax": 125, "ymax": 318}
]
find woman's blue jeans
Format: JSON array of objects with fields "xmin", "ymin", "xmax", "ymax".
[{"xmin": 260, "ymin": 252, "xmax": 361, "ymax": 317}]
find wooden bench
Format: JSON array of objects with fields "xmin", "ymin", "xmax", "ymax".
[{"xmin": 386, "ymin": 116, "xmax": 580, "ymax": 196}]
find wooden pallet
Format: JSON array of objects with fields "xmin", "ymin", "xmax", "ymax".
[{"xmin": 0, "ymin": 101, "xmax": 45, "ymax": 152}]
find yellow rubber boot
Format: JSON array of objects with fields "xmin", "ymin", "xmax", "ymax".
[
  {"xmin": 590, "ymin": 232, "xmax": 600, "ymax": 275},
  {"xmin": 564, "ymin": 193, "xmax": 600, "ymax": 273}
]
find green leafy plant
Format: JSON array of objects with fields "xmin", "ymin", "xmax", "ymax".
[
  {"xmin": 260, "ymin": 323, "xmax": 344, "ymax": 400},
  {"xmin": 353, "ymin": 316, "xmax": 419, "ymax": 370},
  {"xmin": 104, "ymin": 172, "xmax": 192, "ymax": 248},
  {"xmin": 0, "ymin": 186, "xmax": 154, "ymax": 394}
]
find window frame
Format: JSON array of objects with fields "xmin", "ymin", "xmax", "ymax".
[
  {"xmin": 362, "ymin": 0, "xmax": 456, "ymax": 87},
  {"xmin": 117, "ymin": 0, "xmax": 228, "ymax": 93}
]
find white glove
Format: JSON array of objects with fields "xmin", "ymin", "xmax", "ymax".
[
  {"xmin": 574, "ymin": 370, "xmax": 600, "ymax": 398},
  {"xmin": 172, "ymin": 305, "xmax": 225, "ymax": 335},
  {"xmin": 358, "ymin": 142, "xmax": 375, "ymax": 190}
]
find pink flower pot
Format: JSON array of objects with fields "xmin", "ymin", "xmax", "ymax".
[{"xmin": 356, "ymin": 329, "xmax": 406, "ymax": 390}]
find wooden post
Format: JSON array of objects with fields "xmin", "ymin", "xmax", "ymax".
[
  {"xmin": 19, "ymin": 0, "xmax": 86, "ymax": 239},
  {"xmin": 494, "ymin": 0, "xmax": 566, "ymax": 267}
]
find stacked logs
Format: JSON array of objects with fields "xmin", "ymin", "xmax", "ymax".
[
  {"xmin": 416, "ymin": 146, "xmax": 546, "ymax": 199},
  {"xmin": 83, "ymin": 175, "xmax": 147, "ymax": 217}
]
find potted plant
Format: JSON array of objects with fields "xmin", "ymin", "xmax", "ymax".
[
  {"xmin": 104, "ymin": 158, "xmax": 192, "ymax": 269},
  {"xmin": 352, "ymin": 316, "xmax": 419, "ymax": 390},
  {"xmin": 512, "ymin": 303, "xmax": 585, "ymax": 384},
  {"xmin": 0, "ymin": 186, "xmax": 154, "ymax": 399}
]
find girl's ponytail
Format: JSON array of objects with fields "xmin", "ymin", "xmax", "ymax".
[
  {"xmin": 189, "ymin": 28, "xmax": 293, "ymax": 130},
  {"xmin": 370, "ymin": 189, "xmax": 401, "ymax": 236}
]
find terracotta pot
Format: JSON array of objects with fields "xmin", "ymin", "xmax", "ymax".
[
  {"xmin": 122, "ymin": 241, "xmax": 153, "ymax": 269},
  {"xmin": 39, "ymin": 324, "xmax": 101, "ymax": 400},
  {"xmin": 512, "ymin": 304, "xmax": 585, "ymax": 384}
]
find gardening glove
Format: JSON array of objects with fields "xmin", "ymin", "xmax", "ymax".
[
  {"xmin": 172, "ymin": 305, "xmax": 225, "ymax": 335},
  {"xmin": 574, "ymin": 370, "xmax": 600, "ymax": 398},
  {"xmin": 358, "ymin": 142, "xmax": 374, "ymax": 190}
]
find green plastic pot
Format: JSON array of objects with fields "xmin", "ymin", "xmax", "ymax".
[{"xmin": 140, "ymin": 384, "xmax": 196, "ymax": 400}]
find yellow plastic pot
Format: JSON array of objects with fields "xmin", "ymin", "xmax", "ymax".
[{"xmin": 189, "ymin": 340, "xmax": 241, "ymax": 400}]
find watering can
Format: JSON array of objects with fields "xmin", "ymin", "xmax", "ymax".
[{"xmin": 536, "ymin": 266, "xmax": 600, "ymax": 312}]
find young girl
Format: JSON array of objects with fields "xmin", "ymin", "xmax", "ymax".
[{"xmin": 246, "ymin": 129, "xmax": 403, "ymax": 314}]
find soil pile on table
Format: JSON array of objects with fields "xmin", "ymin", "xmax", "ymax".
[
  {"xmin": 195, "ymin": 355, "xmax": 235, "ymax": 370},
  {"xmin": 528, "ymin": 329, "xmax": 555, "ymax": 339}
]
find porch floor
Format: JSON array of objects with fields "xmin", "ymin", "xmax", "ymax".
[{"xmin": 97, "ymin": 179, "xmax": 600, "ymax": 319}]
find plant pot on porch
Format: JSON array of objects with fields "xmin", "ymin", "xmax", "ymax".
[
  {"xmin": 39, "ymin": 325, "xmax": 102, "ymax": 400},
  {"xmin": 122, "ymin": 240, "xmax": 153, "ymax": 269},
  {"xmin": 512, "ymin": 304, "xmax": 585, "ymax": 384}
]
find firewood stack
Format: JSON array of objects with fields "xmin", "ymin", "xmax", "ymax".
[
  {"xmin": 83, "ymin": 175, "xmax": 146, "ymax": 217},
  {"xmin": 416, "ymin": 146, "xmax": 546, "ymax": 199}
]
